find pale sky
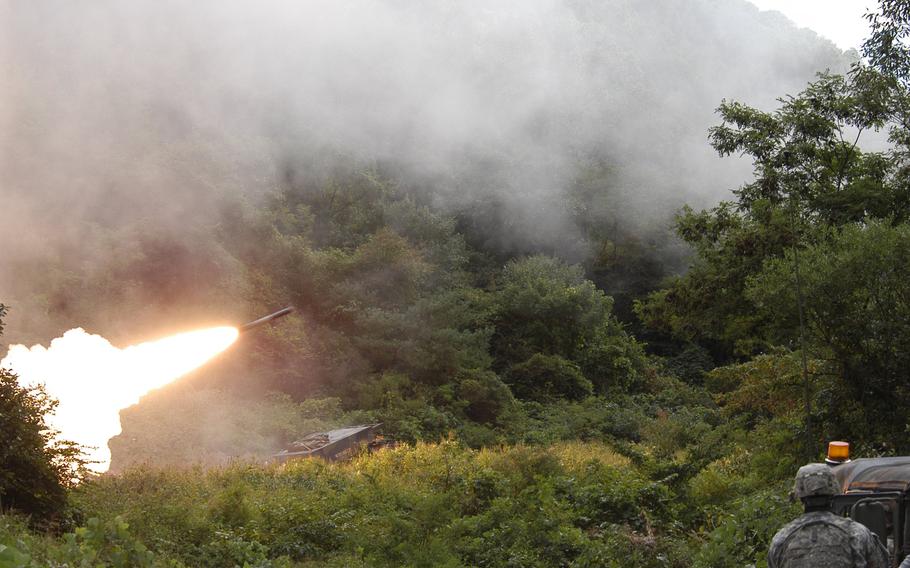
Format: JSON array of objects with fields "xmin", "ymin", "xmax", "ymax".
[{"xmin": 750, "ymin": 0, "xmax": 875, "ymax": 51}]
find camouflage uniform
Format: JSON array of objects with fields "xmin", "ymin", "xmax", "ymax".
[
  {"xmin": 768, "ymin": 510, "xmax": 890, "ymax": 568},
  {"xmin": 768, "ymin": 463, "xmax": 890, "ymax": 568}
]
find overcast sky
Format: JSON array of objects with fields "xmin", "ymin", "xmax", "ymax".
[{"xmin": 750, "ymin": 0, "xmax": 875, "ymax": 51}]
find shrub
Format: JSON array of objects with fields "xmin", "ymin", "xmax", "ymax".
[
  {"xmin": 693, "ymin": 488, "xmax": 798, "ymax": 568},
  {"xmin": 66, "ymin": 441, "xmax": 685, "ymax": 567},
  {"xmin": 508, "ymin": 354, "xmax": 593, "ymax": 402}
]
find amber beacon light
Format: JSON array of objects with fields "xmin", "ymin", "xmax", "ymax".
[{"xmin": 826, "ymin": 441, "xmax": 850, "ymax": 464}]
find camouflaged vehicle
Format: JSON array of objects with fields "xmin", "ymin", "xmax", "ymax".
[{"xmin": 828, "ymin": 442, "xmax": 910, "ymax": 565}]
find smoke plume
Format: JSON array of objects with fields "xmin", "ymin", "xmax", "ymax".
[{"xmin": 1, "ymin": 0, "xmax": 849, "ymax": 334}]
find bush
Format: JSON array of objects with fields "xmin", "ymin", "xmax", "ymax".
[
  {"xmin": 508, "ymin": 354, "xmax": 593, "ymax": 402},
  {"xmin": 693, "ymin": 488, "xmax": 798, "ymax": 568},
  {"xmin": 455, "ymin": 369, "xmax": 515, "ymax": 424},
  {"xmin": 516, "ymin": 397, "xmax": 645, "ymax": 444},
  {"xmin": 0, "ymin": 515, "xmax": 176, "ymax": 568},
  {"xmin": 64, "ymin": 441, "xmax": 691, "ymax": 567}
]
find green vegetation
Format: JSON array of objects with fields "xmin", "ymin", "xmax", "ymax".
[
  {"xmin": 5, "ymin": 1, "xmax": 910, "ymax": 565},
  {"xmin": 2, "ymin": 441, "xmax": 801, "ymax": 567}
]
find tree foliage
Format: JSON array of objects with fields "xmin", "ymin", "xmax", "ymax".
[
  {"xmin": 637, "ymin": 66, "xmax": 906, "ymax": 358},
  {"xmin": 492, "ymin": 256, "xmax": 646, "ymax": 395},
  {"xmin": 748, "ymin": 222, "xmax": 910, "ymax": 444}
]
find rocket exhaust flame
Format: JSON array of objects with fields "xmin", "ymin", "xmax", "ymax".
[
  {"xmin": 1, "ymin": 326, "xmax": 239, "ymax": 473},
  {"xmin": 0, "ymin": 307, "xmax": 293, "ymax": 473}
]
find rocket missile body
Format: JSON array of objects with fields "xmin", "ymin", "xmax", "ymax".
[{"xmin": 238, "ymin": 306, "xmax": 294, "ymax": 334}]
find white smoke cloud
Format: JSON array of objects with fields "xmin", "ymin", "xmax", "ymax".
[
  {"xmin": 1, "ymin": 326, "xmax": 238, "ymax": 471},
  {"xmin": 0, "ymin": 0, "xmax": 848, "ymax": 244}
]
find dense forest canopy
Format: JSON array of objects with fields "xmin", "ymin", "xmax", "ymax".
[{"xmin": 4, "ymin": 0, "xmax": 910, "ymax": 566}]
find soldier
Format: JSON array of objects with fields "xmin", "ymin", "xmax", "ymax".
[{"xmin": 768, "ymin": 463, "xmax": 890, "ymax": 568}]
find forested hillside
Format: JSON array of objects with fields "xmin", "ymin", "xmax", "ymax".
[{"xmin": 4, "ymin": 0, "xmax": 910, "ymax": 566}]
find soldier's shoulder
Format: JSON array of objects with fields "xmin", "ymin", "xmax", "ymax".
[
  {"xmin": 770, "ymin": 512, "xmax": 855, "ymax": 546},
  {"xmin": 768, "ymin": 512, "xmax": 860, "ymax": 566},
  {"xmin": 777, "ymin": 511, "xmax": 838, "ymax": 530},
  {"xmin": 769, "ymin": 517, "xmax": 800, "ymax": 544},
  {"xmin": 769, "ymin": 513, "xmax": 821, "ymax": 550}
]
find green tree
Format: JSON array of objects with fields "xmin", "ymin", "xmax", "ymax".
[
  {"xmin": 637, "ymin": 68, "xmax": 900, "ymax": 358},
  {"xmin": 748, "ymin": 222, "xmax": 910, "ymax": 446},
  {"xmin": 491, "ymin": 256, "xmax": 645, "ymax": 393},
  {"xmin": 507, "ymin": 353, "xmax": 593, "ymax": 402},
  {"xmin": 865, "ymin": 0, "xmax": 910, "ymax": 86},
  {"xmin": 454, "ymin": 369, "xmax": 515, "ymax": 424},
  {"xmin": 863, "ymin": 0, "xmax": 910, "ymax": 226}
]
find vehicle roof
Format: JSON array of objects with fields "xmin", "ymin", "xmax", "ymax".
[
  {"xmin": 274, "ymin": 424, "xmax": 380, "ymax": 459},
  {"xmin": 832, "ymin": 457, "xmax": 910, "ymax": 493}
]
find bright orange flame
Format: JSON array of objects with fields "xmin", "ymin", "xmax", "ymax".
[{"xmin": 1, "ymin": 326, "xmax": 239, "ymax": 472}]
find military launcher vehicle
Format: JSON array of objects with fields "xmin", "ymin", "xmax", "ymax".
[
  {"xmin": 274, "ymin": 424, "xmax": 385, "ymax": 462},
  {"xmin": 827, "ymin": 441, "xmax": 910, "ymax": 565}
]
